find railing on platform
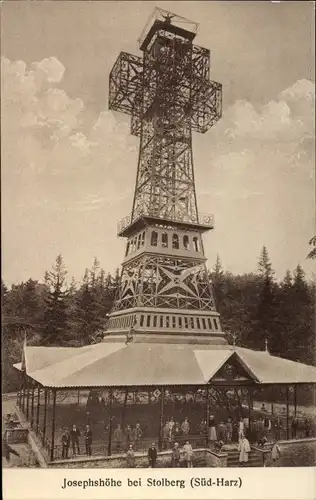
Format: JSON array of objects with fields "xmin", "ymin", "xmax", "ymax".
[{"xmin": 117, "ymin": 211, "xmax": 214, "ymax": 234}]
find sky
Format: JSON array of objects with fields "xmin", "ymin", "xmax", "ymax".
[{"xmin": 1, "ymin": 1, "xmax": 315, "ymax": 285}]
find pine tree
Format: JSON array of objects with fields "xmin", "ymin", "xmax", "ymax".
[
  {"xmin": 256, "ymin": 246, "xmax": 277, "ymax": 352},
  {"xmin": 210, "ymin": 254, "xmax": 225, "ymax": 310},
  {"xmin": 307, "ymin": 236, "xmax": 316, "ymax": 259},
  {"xmin": 42, "ymin": 255, "xmax": 69, "ymax": 345}
]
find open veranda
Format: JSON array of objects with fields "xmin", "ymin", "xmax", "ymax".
[{"xmin": 14, "ymin": 377, "xmax": 316, "ymax": 463}]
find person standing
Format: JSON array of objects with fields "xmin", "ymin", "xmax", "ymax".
[
  {"xmin": 181, "ymin": 417, "xmax": 190, "ymax": 436},
  {"xmin": 61, "ymin": 429, "xmax": 70, "ymax": 459},
  {"xmin": 125, "ymin": 424, "xmax": 133, "ymax": 447},
  {"xmin": 238, "ymin": 434, "xmax": 251, "ymax": 467},
  {"xmin": 273, "ymin": 417, "xmax": 282, "ymax": 441},
  {"xmin": 271, "ymin": 440, "xmax": 281, "ymax": 465},
  {"xmin": 162, "ymin": 422, "xmax": 170, "ymax": 449},
  {"xmin": 126, "ymin": 444, "xmax": 135, "ymax": 467},
  {"xmin": 171, "ymin": 442, "xmax": 181, "ymax": 467},
  {"xmin": 257, "ymin": 417, "xmax": 265, "ymax": 444},
  {"xmin": 226, "ymin": 418, "xmax": 233, "ymax": 443},
  {"xmin": 238, "ymin": 416, "xmax": 245, "ymax": 439},
  {"xmin": 218, "ymin": 421, "xmax": 227, "ymax": 443},
  {"xmin": 84, "ymin": 424, "xmax": 92, "ymax": 456},
  {"xmin": 70, "ymin": 424, "xmax": 81, "ymax": 456},
  {"xmin": 168, "ymin": 417, "xmax": 175, "ymax": 442},
  {"xmin": 264, "ymin": 415, "xmax": 271, "ymax": 439},
  {"xmin": 132, "ymin": 423, "xmax": 143, "ymax": 451},
  {"xmin": 183, "ymin": 440, "xmax": 193, "ymax": 468},
  {"xmin": 208, "ymin": 415, "xmax": 217, "ymax": 448},
  {"xmin": 148, "ymin": 442, "xmax": 158, "ymax": 468},
  {"xmin": 198, "ymin": 420, "xmax": 207, "ymax": 435},
  {"xmin": 113, "ymin": 424, "xmax": 124, "ymax": 453}
]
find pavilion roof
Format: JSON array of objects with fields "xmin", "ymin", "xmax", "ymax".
[{"xmin": 14, "ymin": 342, "xmax": 316, "ymax": 388}]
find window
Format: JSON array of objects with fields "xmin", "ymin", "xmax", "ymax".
[
  {"xmin": 202, "ymin": 318, "xmax": 207, "ymax": 329},
  {"xmin": 190, "ymin": 317, "xmax": 195, "ymax": 329},
  {"xmin": 125, "ymin": 242, "xmax": 130, "ymax": 256},
  {"xmin": 153, "ymin": 316, "xmax": 157, "ymax": 327},
  {"xmin": 160, "ymin": 316, "xmax": 164, "ymax": 327},
  {"xmin": 172, "ymin": 234, "xmax": 179, "ymax": 249},
  {"xmin": 196, "ymin": 318, "xmax": 201, "ymax": 329},
  {"xmin": 137, "ymin": 234, "xmax": 141, "ymax": 250},
  {"xmin": 166, "ymin": 316, "xmax": 170, "ymax": 328},
  {"xmin": 178, "ymin": 317, "xmax": 182, "ymax": 328},
  {"xmin": 208, "ymin": 318, "xmax": 212, "ymax": 329},
  {"xmin": 140, "ymin": 315, "xmax": 144, "ymax": 327},
  {"xmin": 162, "ymin": 232, "xmax": 168, "ymax": 248},
  {"xmin": 193, "ymin": 236, "xmax": 200, "ymax": 252},
  {"xmin": 146, "ymin": 315, "xmax": 151, "ymax": 327},
  {"xmin": 214, "ymin": 319, "xmax": 219, "ymax": 330},
  {"xmin": 172, "ymin": 316, "xmax": 176, "ymax": 328},
  {"xmin": 151, "ymin": 231, "xmax": 158, "ymax": 247},
  {"xmin": 141, "ymin": 231, "xmax": 145, "ymax": 246},
  {"xmin": 184, "ymin": 317, "xmax": 189, "ymax": 328},
  {"xmin": 183, "ymin": 235, "xmax": 189, "ymax": 250}
]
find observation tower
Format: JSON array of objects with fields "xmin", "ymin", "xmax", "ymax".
[{"xmin": 106, "ymin": 7, "xmax": 224, "ymax": 345}]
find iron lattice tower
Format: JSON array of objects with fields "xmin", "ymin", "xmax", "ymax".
[{"xmin": 106, "ymin": 8, "xmax": 226, "ymax": 345}]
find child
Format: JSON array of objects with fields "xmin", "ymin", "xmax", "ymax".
[{"xmin": 271, "ymin": 441, "xmax": 281, "ymax": 465}]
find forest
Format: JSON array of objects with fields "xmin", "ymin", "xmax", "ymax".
[{"xmin": 2, "ymin": 245, "xmax": 315, "ymax": 393}]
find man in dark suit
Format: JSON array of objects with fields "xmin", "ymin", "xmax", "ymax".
[
  {"xmin": 148, "ymin": 442, "xmax": 158, "ymax": 468},
  {"xmin": 84, "ymin": 424, "xmax": 93, "ymax": 456},
  {"xmin": 70, "ymin": 424, "xmax": 81, "ymax": 456},
  {"xmin": 61, "ymin": 429, "xmax": 70, "ymax": 459}
]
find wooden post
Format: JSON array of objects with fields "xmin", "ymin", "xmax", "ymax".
[
  {"xmin": 22, "ymin": 374, "xmax": 26, "ymax": 413},
  {"xmin": 50, "ymin": 389, "xmax": 57, "ymax": 462},
  {"xmin": 294, "ymin": 384, "xmax": 297, "ymax": 418},
  {"xmin": 158, "ymin": 387, "xmax": 164, "ymax": 451},
  {"xmin": 107, "ymin": 389, "xmax": 113, "ymax": 456},
  {"xmin": 286, "ymin": 386, "xmax": 290, "ymax": 440},
  {"xmin": 77, "ymin": 390, "xmax": 80, "ymax": 405},
  {"xmin": 206, "ymin": 388, "xmax": 210, "ymax": 447},
  {"xmin": 121, "ymin": 389, "xmax": 128, "ymax": 427},
  {"xmin": 42, "ymin": 389, "xmax": 48, "ymax": 445},
  {"xmin": 248, "ymin": 387, "xmax": 253, "ymax": 440},
  {"xmin": 36, "ymin": 386, "xmax": 40, "ymax": 434},
  {"xmin": 26, "ymin": 376, "xmax": 30, "ymax": 420},
  {"xmin": 31, "ymin": 382, "xmax": 35, "ymax": 427}
]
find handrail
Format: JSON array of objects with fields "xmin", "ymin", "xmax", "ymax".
[{"xmin": 117, "ymin": 211, "xmax": 214, "ymax": 234}]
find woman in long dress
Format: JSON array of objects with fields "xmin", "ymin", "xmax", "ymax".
[
  {"xmin": 208, "ymin": 415, "xmax": 217, "ymax": 448},
  {"xmin": 238, "ymin": 435, "xmax": 251, "ymax": 466}
]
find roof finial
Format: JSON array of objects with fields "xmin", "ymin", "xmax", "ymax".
[
  {"xmin": 265, "ymin": 338, "xmax": 269, "ymax": 353},
  {"xmin": 231, "ymin": 332, "xmax": 237, "ymax": 347}
]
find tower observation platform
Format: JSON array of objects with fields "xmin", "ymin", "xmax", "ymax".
[{"xmin": 106, "ymin": 7, "xmax": 223, "ymax": 344}]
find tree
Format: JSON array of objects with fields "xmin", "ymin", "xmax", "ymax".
[
  {"xmin": 307, "ymin": 236, "xmax": 316, "ymax": 260},
  {"xmin": 256, "ymin": 246, "xmax": 278, "ymax": 353},
  {"xmin": 210, "ymin": 254, "xmax": 225, "ymax": 310},
  {"xmin": 42, "ymin": 255, "xmax": 69, "ymax": 345}
]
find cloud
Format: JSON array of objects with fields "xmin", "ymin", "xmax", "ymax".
[
  {"xmin": 1, "ymin": 56, "xmax": 137, "ymax": 212},
  {"xmin": 221, "ymin": 79, "xmax": 314, "ymax": 144}
]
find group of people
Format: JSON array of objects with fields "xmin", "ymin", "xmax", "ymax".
[
  {"xmin": 162, "ymin": 417, "xmax": 191, "ymax": 448},
  {"xmin": 125, "ymin": 441, "xmax": 194, "ymax": 468},
  {"xmin": 61, "ymin": 424, "xmax": 92, "ymax": 458},
  {"xmin": 113, "ymin": 423, "xmax": 143, "ymax": 452}
]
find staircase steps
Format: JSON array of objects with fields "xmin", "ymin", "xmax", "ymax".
[{"xmin": 226, "ymin": 449, "xmax": 263, "ymax": 467}]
